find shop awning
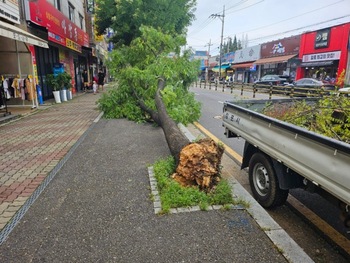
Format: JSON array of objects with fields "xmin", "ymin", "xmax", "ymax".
[
  {"xmin": 254, "ymin": 54, "xmax": 297, "ymax": 65},
  {"xmin": 231, "ymin": 62, "xmax": 254, "ymax": 69},
  {"xmin": 212, "ymin": 64, "xmax": 231, "ymax": 72},
  {"xmin": 300, "ymin": 61, "xmax": 334, "ymax": 67},
  {"xmin": 0, "ymin": 20, "xmax": 49, "ymax": 48}
]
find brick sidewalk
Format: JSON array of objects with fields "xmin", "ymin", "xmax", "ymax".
[{"xmin": 0, "ymin": 92, "xmax": 102, "ymax": 231}]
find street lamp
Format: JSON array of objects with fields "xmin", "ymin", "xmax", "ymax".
[{"xmin": 210, "ymin": 5, "xmax": 225, "ymax": 80}]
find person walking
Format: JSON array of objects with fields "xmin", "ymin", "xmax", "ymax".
[
  {"xmin": 92, "ymin": 80, "xmax": 98, "ymax": 95},
  {"xmin": 97, "ymin": 69, "xmax": 105, "ymax": 91},
  {"xmin": 82, "ymin": 70, "xmax": 89, "ymax": 92}
]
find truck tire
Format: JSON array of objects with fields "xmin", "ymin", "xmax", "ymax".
[{"xmin": 248, "ymin": 152, "xmax": 289, "ymax": 208}]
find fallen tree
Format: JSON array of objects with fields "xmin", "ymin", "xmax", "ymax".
[{"xmin": 99, "ymin": 27, "xmax": 224, "ymax": 190}]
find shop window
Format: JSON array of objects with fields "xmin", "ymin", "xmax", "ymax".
[{"xmin": 68, "ymin": 2, "xmax": 75, "ymax": 22}]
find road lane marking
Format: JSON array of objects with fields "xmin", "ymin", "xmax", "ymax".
[{"xmin": 193, "ymin": 121, "xmax": 243, "ymax": 164}]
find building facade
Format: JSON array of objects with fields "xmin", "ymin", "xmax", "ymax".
[
  {"xmin": 255, "ymin": 35, "xmax": 300, "ymax": 81},
  {"xmin": 296, "ymin": 22, "xmax": 350, "ymax": 85},
  {"xmin": 0, "ymin": 0, "xmax": 49, "ymax": 110},
  {"xmin": 24, "ymin": 0, "xmax": 92, "ymax": 97},
  {"xmin": 231, "ymin": 45, "xmax": 261, "ymax": 83},
  {"xmin": 0, "ymin": 0, "xmax": 108, "ymax": 111}
]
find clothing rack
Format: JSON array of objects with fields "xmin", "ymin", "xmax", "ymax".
[{"xmin": 1, "ymin": 74, "xmax": 38, "ymax": 109}]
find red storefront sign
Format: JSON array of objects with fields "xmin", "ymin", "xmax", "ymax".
[
  {"xmin": 297, "ymin": 22, "xmax": 350, "ymax": 79},
  {"xmin": 27, "ymin": 0, "xmax": 89, "ymax": 52}
]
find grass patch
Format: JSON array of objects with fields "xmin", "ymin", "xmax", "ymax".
[{"xmin": 152, "ymin": 156, "xmax": 233, "ymax": 213}]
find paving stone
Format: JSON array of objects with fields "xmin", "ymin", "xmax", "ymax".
[
  {"xmin": 0, "ymin": 217, "xmax": 10, "ymax": 225},
  {"xmin": 0, "ymin": 203, "xmax": 9, "ymax": 213},
  {"xmin": 1, "ymin": 211, "xmax": 16, "ymax": 218}
]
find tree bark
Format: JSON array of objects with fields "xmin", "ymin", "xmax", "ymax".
[{"xmin": 155, "ymin": 78, "xmax": 190, "ymax": 163}]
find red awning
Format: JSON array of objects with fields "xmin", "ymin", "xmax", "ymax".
[
  {"xmin": 231, "ymin": 62, "xmax": 254, "ymax": 69},
  {"xmin": 254, "ymin": 54, "xmax": 297, "ymax": 65}
]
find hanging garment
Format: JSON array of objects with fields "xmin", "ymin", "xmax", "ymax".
[
  {"xmin": 25, "ymin": 78, "xmax": 34, "ymax": 101},
  {"xmin": 3, "ymin": 78, "xmax": 11, "ymax": 99},
  {"xmin": 0, "ymin": 81, "xmax": 4, "ymax": 108},
  {"xmin": 12, "ymin": 78, "xmax": 20, "ymax": 98}
]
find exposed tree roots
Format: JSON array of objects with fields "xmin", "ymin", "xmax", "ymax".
[{"xmin": 172, "ymin": 138, "xmax": 224, "ymax": 191}]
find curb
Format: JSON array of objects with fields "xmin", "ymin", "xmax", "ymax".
[{"xmin": 178, "ymin": 123, "xmax": 314, "ymax": 263}]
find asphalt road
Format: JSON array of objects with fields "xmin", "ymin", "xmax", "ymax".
[{"xmin": 190, "ymin": 84, "xmax": 350, "ymax": 262}]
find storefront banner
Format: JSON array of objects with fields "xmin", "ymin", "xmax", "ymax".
[
  {"xmin": 29, "ymin": 46, "xmax": 39, "ymax": 84},
  {"xmin": 302, "ymin": 51, "xmax": 341, "ymax": 62},
  {"xmin": 0, "ymin": 20, "xmax": 48, "ymax": 48},
  {"xmin": 260, "ymin": 35, "xmax": 300, "ymax": 57},
  {"xmin": 26, "ymin": 0, "xmax": 89, "ymax": 51},
  {"xmin": 0, "ymin": 0, "xmax": 20, "ymax": 24},
  {"xmin": 233, "ymin": 45, "xmax": 260, "ymax": 64}
]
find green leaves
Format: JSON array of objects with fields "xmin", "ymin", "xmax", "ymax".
[
  {"xmin": 99, "ymin": 26, "xmax": 201, "ymax": 124},
  {"xmin": 95, "ymin": 0, "xmax": 196, "ymax": 46},
  {"xmin": 263, "ymin": 95, "xmax": 350, "ymax": 143}
]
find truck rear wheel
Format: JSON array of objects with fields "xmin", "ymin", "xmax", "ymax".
[{"xmin": 249, "ymin": 153, "xmax": 289, "ymax": 208}]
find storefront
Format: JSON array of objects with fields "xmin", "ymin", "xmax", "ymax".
[
  {"xmin": 25, "ymin": 0, "xmax": 90, "ymax": 97},
  {"xmin": 231, "ymin": 45, "xmax": 260, "ymax": 83},
  {"xmin": 254, "ymin": 35, "xmax": 300, "ymax": 80},
  {"xmin": 296, "ymin": 22, "xmax": 350, "ymax": 85},
  {"xmin": 0, "ymin": 5, "xmax": 48, "ymax": 112}
]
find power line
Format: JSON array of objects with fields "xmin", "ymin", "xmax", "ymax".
[
  {"xmin": 227, "ymin": 0, "xmax": 345, "ymax": 36},
  {"xmin": 248, "ymin": 15, "xmax": 350, "ymax": 43},
  {"xmin": 186, "ymin": 0, "xmax": 249, "ymax": 37},
  {"xmin": 225, "ymin": 0, "xmax": 264, "ymax": 16}
]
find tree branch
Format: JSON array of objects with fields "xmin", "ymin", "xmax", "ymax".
[{"xmin": 131, "ymin": 85, "xmax": 161, "ymax": 125}]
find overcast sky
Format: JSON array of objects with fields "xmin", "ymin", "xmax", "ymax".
[{"xmin": 186, "ymin": 0, "xmax": 350, "ymax": 56}]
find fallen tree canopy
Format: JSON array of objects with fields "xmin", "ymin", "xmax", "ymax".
[{"xmin": 99, "ymin": 27, "xmax": 224, "ymax": 191}]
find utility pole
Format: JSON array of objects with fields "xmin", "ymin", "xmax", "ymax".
[
  {"xmin": 205, "ymin": 39, "xmax": 213, "ymax": 81},
  {"xmin": 210, "ymin": 5, "xmax": 225, "ymax": 80}
]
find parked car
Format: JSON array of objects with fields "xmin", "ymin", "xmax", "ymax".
[
  {"xmin": 254, "ymin": 75, "xmax": 291, "ymax": 86},
  {"xmin": 338, "ymin": 87, "xmax": 350, "ymax": 96},
  {"xmin": 285, "ymin": 78, "xmax": 335, "ymax": 96}
]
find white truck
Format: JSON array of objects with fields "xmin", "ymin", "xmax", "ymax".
[{"xmin": 223, "ymin": 98, "xmax": 350, "ymax": 226}]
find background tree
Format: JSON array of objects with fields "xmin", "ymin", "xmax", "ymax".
[
  {"xmin": 95, "ymin": 0, "xmax": 196, "ymax": 46},
  {"xmin": 232, "ymin": 35, "xmax": 238, "ymax": 51}
]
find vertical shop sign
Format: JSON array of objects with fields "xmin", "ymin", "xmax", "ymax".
[
  {"xmin": 29, "ymin": 46, "xmax": 38, "ymax": 84},
  {"xmin": 315, "ymin": 28, "xmax": 330, "ymax": 49}
]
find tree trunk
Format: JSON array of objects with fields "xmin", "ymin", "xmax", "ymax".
[
  {"xmin": 155, "ymin": 79, "xmax": 190, "ymax": 163},
  {"xmin": 154, "ymin": 78, "xmax": 224, "ymax": 190}
]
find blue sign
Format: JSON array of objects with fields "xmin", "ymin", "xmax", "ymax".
[
  {"xmin": 249, "ymin": 64, "xmax": 257, "ymax": 72},
  {"xmin": 53, "ymin": 63, "xmax": 64, "ymax": 76}
]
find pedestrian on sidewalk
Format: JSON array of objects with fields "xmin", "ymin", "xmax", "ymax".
[
  {"xmin": 92, "ymin": 80, "xmax": 98, "ymax": 95},
  {"xmin": 97, "ymin": 69, "xmax": 105, "ymax": 91},
  {"xmin": 82, "ymin": 70, "xmax": 89, "ymax": 92}
]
